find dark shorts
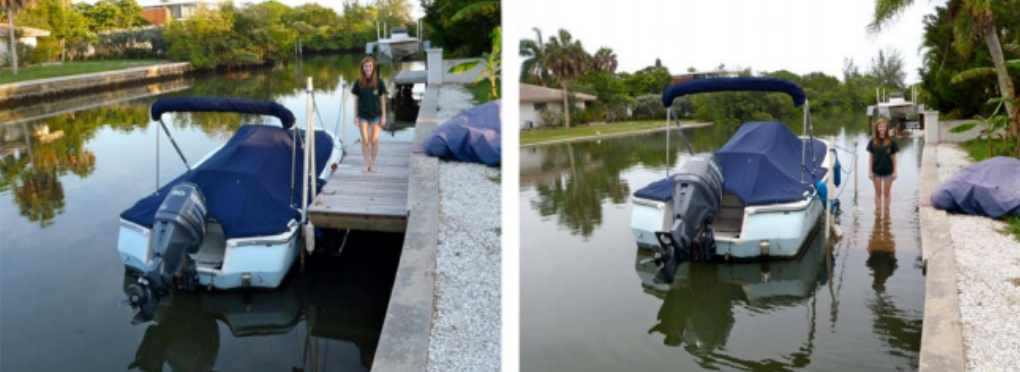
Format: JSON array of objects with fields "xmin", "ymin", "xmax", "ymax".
[
  {"xmin": 874, "ymin": 173, "xmax": 893, "ymax": 180},
  {"xmin": 358, "ymin": 116, "xmax": 382, "ymax": 126}
]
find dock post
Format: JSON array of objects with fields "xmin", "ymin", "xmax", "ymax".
[
  {"xmin": 924, "ymin": 110, "xmax": 940, "ymax": 145},
  {"xmin": 304, "ymin": 77, "xmax": 316, "ymax": 254},
  {"xmin": 427, "ymin": 48, "xmax": 443, "ymax": 86}
]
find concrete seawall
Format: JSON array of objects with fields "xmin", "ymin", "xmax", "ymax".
[
  {"xmin": 371, "ymin": 85, "xmax": 440, "ymax": 372},
  {"xmin": 0, "ymin": 62, "xmax": 193, "ymax": 104}
]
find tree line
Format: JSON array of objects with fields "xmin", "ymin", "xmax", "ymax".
[{"xmin": 520, "ymin": 28, "xmax": 914, "ymax": 130}]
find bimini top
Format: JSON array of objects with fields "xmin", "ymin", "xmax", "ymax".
[
  {"xmin": 661, "ymin": 77, "xmax": 807, "ymax": 108},
  {"xmin": 121, "ymin": 125, "xmax": 333, "ymax": 239},
  {"xmin": 151, "ymin": 98, "xmax": 297, "ymax": 129},
  {"xmin": 714, "ymin": 122, "xmax": 826, "ymax": 206}
]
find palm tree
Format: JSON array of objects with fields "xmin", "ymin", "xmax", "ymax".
[
  {"xmin": 1, "ymin": 0, "xmax": 36, "ymax": 75},
  {"xmin": 591, "ymin": 47, "xmax": 618, "ymax": 73},
  {"xmin": 545, "ymin": 29, "xmax": 588, "ymax": 130},
  {"xmin": 520, "ymin": 27, "xmax": 549, "ymax": 86},
  {"xmin": 871, "ymin": 0, "xmax": 1018, "ymax": 154}
]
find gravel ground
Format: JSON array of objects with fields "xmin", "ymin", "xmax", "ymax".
[
  {"xmin": 936, "ymin": 144, "xmax": 1020, "ymax": 372},
  {"xmin": 426, "ymin": 85, "xmax": 501, "ymax": 372}
]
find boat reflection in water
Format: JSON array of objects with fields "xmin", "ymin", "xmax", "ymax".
[
  {"xmin": 636, "ymin": 227, "xmax": 830, "ymax": 370},
  {"xmin": 124, "ymin": 232, "xmax": 400, "ymax": 372}
]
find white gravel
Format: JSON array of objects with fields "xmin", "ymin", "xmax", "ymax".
[
  {"xmin": 426, "ymin": 84, "xmax": 501, "ymax": 372},
  {"xmin": 936, "ymin": 144, "xmax": 1020, "ymax": 372}
]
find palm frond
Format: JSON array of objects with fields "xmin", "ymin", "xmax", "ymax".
[
  {"xmin": 868, "ymin": 0, "xmax": 916, "ymax": 34},
  {"xmin": 451, "ymin": 1, "xmax": 499, "ymax": 22},
  {"xmin": 950, "ymin": 67, "xmax": 996, "ymax": 84}
]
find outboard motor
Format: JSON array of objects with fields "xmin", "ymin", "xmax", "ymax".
[
  {"xmin": 126, "ymin": 183, "xmax": 207, "ymax": 324},
  {"xmin": 653, "ymin": 154, "xmax": 724, "ymax": 283}
]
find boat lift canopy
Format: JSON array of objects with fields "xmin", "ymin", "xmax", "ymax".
[{"xmin": 661, "ymin": 77, "xmax": 807, "ymax": 107}]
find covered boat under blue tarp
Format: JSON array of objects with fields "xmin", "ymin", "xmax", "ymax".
[
  {"xmin": 121, "ymin": 125, "xmax": 334, "ymax": 239},
  {"xmin": 424, "ymin": 100, "xmax": 501, "ymax": 166},
  {"xmin": 715, "ymin": 122, "xmax": 826, "ymax": 206},
  {"xmin": 633, "ymin": 122, "xmax": 826, "ymax": 205},
  {"xmin": 932, "ymin": 156, "xmax": 1020, "ymax": 218}
]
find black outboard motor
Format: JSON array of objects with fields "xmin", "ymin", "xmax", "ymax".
[
  {"xmin": 126, "ymin": 183, "xmax": 207, "ymax": 324},
  {"xmin": 653, "ymin": 154, "xmax": 724, "ymax": 283}
]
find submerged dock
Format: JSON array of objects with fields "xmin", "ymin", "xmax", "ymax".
[{"xmin": 308, "ymin": 141, "xmax": 412, "ymax": 232}]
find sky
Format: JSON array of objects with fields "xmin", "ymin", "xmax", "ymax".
[{"xmin": 517, "ymin": 0, "xmax": 946, "ymax": 84}]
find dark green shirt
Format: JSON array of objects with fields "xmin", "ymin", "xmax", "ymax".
[
  {"xmin": 866, "ymin": 138, "xmax": 900, "ymax": 175},
  {"xmin": 351, "ymin": 78, "xmax": 388, "ymax": 119}
]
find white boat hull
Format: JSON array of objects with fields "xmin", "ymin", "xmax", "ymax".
[
  {"xmin": 378, "ymin": 40, "xmax": 419, "ymax": 59},
  {"xmin": 631, "ymin": 140, "xmax": 832, "ymax": 261}
]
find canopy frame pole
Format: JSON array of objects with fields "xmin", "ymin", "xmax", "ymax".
[
  {"xmin": 666, "ymin": 107, "xmax": 670, "ymax": 178},
  {"xmin": 158, "ymin": 117, "xmax": 191, "ymax": 172},
  {"xmin": 801, "ymin": 100, "xmax": 808, "ymax": 184},
  {"xmin": 156, "ymin": 117, "xmax": 160, "ymax": 195},
  {"xmin": 673, "ymin": 108, "xmax": 695, "ymax": 156}
]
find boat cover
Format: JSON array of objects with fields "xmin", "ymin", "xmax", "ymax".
[
  {"xmin": 931, "ymin": 156, "xmax": 1020, "ymax": 218},
  {"xmin": 424, "ymin": 100, "xmax": 501, "ymax": 166},
  {"xmin": 714, "ymin": 122, "xmax": 826, "ymax": 206},
  {"xmin": 633, "ymin": 176, "xmax": 675, "ymax": 202},
  {"xmin": 151, "ymin": 98, "xmax": 296, "ymax": 129},
  {"xmin": 661, "ymin": 77, "xmax": 807, "ymax": 108},
  {"xmin": 121, "ymin": 125, "xmax": 334, "ymax": 239}
]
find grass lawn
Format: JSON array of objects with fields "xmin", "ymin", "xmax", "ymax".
[
  {"xmin": 0, "ymin": 60, "xmax": 165, "ymax": 84},
  {"xmin": 521, "ymin": 120, "xmax": 694, "ymax": 145},
  {"xmin": 1008, "ymin": 216, "xmax": 1020, "ymax": 243}
]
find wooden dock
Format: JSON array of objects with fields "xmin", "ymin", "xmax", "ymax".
[{"xmin": 308, "ymin": 141, "xmax": 413, "ymax": 232}]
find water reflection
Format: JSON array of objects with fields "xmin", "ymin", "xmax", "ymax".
[
  {"xmin": 637, "ymin": 230, "xmax": 828, "ymax": 370},
  {"xmin": 124, "ymin": 232, "xmax": 398, "ymax": 372}
]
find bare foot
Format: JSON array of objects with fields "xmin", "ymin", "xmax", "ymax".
[
  {"xmin": 362, "ymin": 166, "xmax": 370, "ymax": 173},
  {"xmin": 369, "ymin": 165, "xmax": 377, "ymax": 173}
]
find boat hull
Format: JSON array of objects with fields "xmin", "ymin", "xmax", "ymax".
[
  {"xmin": 378, "ymin": 40, "xmax": 419, "ymax": 59},
  {"xmin": 714, "ymin": 196, "xmax": 823, "ymax": 260},
  {"xmin": 118, "ymin": 220, "xmax": 300, "ymax": 290}
]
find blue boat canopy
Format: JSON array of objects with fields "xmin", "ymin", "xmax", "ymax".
[
  {"xmin": 932, "ymin": 157, "xmax": 1020, "ymax": 218},
  {"xmin": 151, "ymin": 98, "xmax": 297, "ymax": 129},
  {"xmin": 714, "ymin": 122, "xmax": 826, "ymax": 206},
  {"xmin": 661, "ymin": 77, "xmax": 807, "ymax": 108},
  {"xmin": 121, "ymin": 125, "xmax": 333, "ymax": 239}
]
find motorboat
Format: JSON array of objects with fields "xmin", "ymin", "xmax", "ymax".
[
  {"xmin": 372, "ymin": 27, "xmax": 420, "ymax": 60},
  {"xmin": 117, "ymin": 97, "xmax": 342, "ymax": 323},
  {"xmin": 630, "ymin": 77, "xmax": 833, "ymax": 283},
  {"xmin": 868, "ymin": 87, "xmax": 918, "ymax": 132}
]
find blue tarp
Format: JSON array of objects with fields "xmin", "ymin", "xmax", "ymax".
[
  {"xmin": 714, "ymin": 122, "xmax": 826, "ymax": 206},
  {"xmin": 151, "ymin": 98, "xmax": 297, "ymax": 129},
  {"xmin": 424, "ymin": 100, "xmax": 501, "ymax": 166},
  {"xmin": 121, "ymin": 125, "xmax": 334, "ymax": 239},
  {"xmin": 661, "ymin": 77, "xmax": 807, "ymax": 108},
  {"xmin": 932, "ymin": 157, "xmax": 1020, "ymax": 218}
]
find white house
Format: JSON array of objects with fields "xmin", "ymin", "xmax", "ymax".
[
  {"xmin": 0, "ymin": 25, "xmax": 51, "ymax": 62},
  {"xmin": 519, "ymin": 83, "xmax": 597, "ymax": 130}
]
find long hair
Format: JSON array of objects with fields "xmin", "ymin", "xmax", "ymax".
[
  {"xmin": 359, "ymin": 56, "xmax": 378, "ymax": 88},
  {"xmin": 873, "ymin": 117, "xmax": 890, "ymax": 147}
]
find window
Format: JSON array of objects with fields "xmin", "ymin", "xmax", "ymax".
[{"xmin": 534, "ymin": 103, "xmax": 548, "ymax": 111}]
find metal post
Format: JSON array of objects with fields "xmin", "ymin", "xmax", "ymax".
[
  {"xmin": 666, "ymin": 107, "xmax": 670, "ymax": 178},
  {"xmin": 801, "ymin": 101, "xmax": 807, "ymax": 183},
  {"xmin": 826, "ymin": 147, "xmax": 834, "ymax": 242},
  {"xmin": 158, "ymin": 118, "xmax": 191, "ymax": 171}
]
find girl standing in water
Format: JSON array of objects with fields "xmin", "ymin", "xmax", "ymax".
[
  {"xmin": 867, "ymin": 117, "xmax": 899, "ymax": 202},
  {"xmin": 352, "ymin": 56, "xmax": 388, "ymax": 173}
]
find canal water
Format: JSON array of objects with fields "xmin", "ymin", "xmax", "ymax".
[
  {"xmin": 0, "ymin": 54, "xmax": 420, "ymax": 371},
  {"xmin": 520, "ymin": 119, "xmax": 925, "ymax": 371}
]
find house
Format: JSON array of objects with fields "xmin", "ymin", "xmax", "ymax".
[
  {"xmin": 672, "ymin": 70, "xmax": 727, "ymax": 84},
  {"xmin": 139, "ymin": 0, "xmax": 218, "ymax": 24},
  {"xmin": 0, "ymin": 25, "xmax": 51, "ymax": 62},
  {"xmin": 519, "ymin": 83, "xmax": 597, "ymax": 129}
]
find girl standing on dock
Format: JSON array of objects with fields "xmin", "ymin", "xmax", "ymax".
[
  {"xmin": 867, "ymin": 117, "xmax": 899, "ymax": 202},
  {"xmin": 353, "ymin": 56, "xmax": 388, "ymax": 173}
]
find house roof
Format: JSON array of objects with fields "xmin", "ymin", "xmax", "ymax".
[
  {"xmin": 0, "ymin": 24, "xmax": 51, "ymax": 38},
  {"xmin": 520, "ymin": 83, "xmax": 597, "ymax": 103}
]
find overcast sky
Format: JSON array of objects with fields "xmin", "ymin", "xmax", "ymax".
[{"xmin": 517, "ymin": 0, "xmax": 945, "ymax": 84}]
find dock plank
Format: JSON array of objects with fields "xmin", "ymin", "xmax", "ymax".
[{"xmin": 309, "ymin": 140, "xmax": 412, "ymax": 231}]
